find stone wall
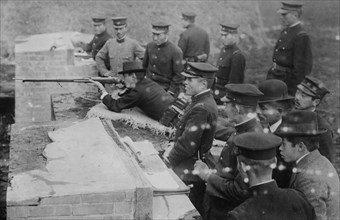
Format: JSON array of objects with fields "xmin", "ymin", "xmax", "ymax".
[{"xmin": 14, "ymin": 32, "xmax": 97, "ymax": 125}]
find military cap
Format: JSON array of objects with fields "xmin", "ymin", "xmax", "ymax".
[
  {"xmin": 275, "ymin": 110, "xmax": 327, "ymax": 137},
  {"xmin": 182, "ymin": 12, "xmax": 197, "ymax": 20},
  {"xmin": 297, "ymin": 76, "xmax": 330, "ymax": 100},
  {"xmin": 181, "ymin": 62, "xmax": 217, "ymax": 79},
  {"xmin": 92, "ymin": 15, "xmax": 106, "ymax": 24},
  {"xmin": 112, "ymin": 17, "xmax": 127, "ymax": 28},
  {"xmin": 220, "ymin": 23, "xmax": 239, "ymax": 34},
  {"xmin": 151, "ymin": 21, "xmax": 171, "ymax": 34},
  {"xmin": 234, "ymin": 132, "xmax": 282, "ymax": 160},
  {"xmin": 225, "ymin": 84, "xmax": 263, "ymax": 106},
  {"xmin": 258, "ymin": 79, "xmax": 294, "ymax": 103},
  {"xmin": 277, "ymin": 1, "xmax": 303, "ymax": 14},
  {"xmin": 118, "ymin": 61, "xmax": 145, "ymax": 74}
]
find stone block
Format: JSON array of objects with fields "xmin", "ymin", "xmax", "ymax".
[
  {"xmin": 81, "ymin": 191, "xmax": 126, "ymax": 204},
  {"xmin": 72, "ymin": 203, "xmax": 113, "ymax": 216},
  {"xmin": 113, "ymin": 201, "xmax": 133, "ymax": 215},
  {"xmin": 7, "ymin": 206, "xmax": 28, "ymax": 218},
  {"xmin": 28, "ymin": 206, "xmax": 55, "ymax": 217},
  {"xmin": 40, "ymin": 195, "xmax": 81, "ymax": 205}
]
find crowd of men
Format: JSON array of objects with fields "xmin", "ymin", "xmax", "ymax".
[{"xmin": 79, "ymin": 2, "xmax": 339, "ymax": 220}]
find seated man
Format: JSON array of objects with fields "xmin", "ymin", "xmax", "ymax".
[
  {"xmin": 227, "ymin": 132, "xmax": 316, "ymax": 220},
  {"xmin": 90, "ymin": 61, "xmax": 174, "ymax": 121},
  {"xmin": 275, "ymin": 110, "xmax": 339, "ymax": 220}
]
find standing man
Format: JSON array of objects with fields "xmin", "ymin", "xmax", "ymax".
[
  {"xmin": 96, "ymin": 17, "xmax": 145, "ymax": 77},
  {"xmin": 143, "ymin": 21, "xmax": 184, "ymax": 96},
  {"xmin": 267, "ymin": 2, "xmax": 313, "ymax": 96},
  {"xmin": 79, "ymin": 15, "xmax": 112, "ymax": 61},
  {"xmin": 178, "ymin": 12, "xmax": 210, "ymax": 62},
  {"xmin": 294, "ymin": 76, "xmax": 334, "ymax": 163},
  {"xmin": 276, "ymin": 110, "xmax": 339, "ymax": 220},
  {"xmin": 227, "ymin": 132, "xmax": 316, "ymax": 220},
  {"xmin": 195, "ymin": 84, "xmax": 264, "ymax": 220},
  {"xmin": 213, "ymin": 24, "xmax": 245, "ymax": 104},
  {"xmin": 90, "ymin": 61, "xmax": 174, "ymax": 121},
  {"xmin": 164, "ymin": 62, "xmax": 218, "ymax": 215}
]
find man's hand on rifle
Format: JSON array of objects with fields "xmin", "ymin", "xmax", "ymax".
[
  {"xmin": 89, "ymin": 79, "xmax": 106, "ymax": 94},
  {"xmin": 194, "ymin": 160, "xmax": 212, "ymax": 181}
]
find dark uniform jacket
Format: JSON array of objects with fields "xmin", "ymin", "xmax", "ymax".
[
  {"xmin": 213, "ymin": 44, "xmax": 245, "ymax": 101},
  {"xmin": 267, "ymin": 23, "xmax": 313, "ymax": 95},
  {"xmin": 96, "ymin": 37, "xmax": 145, "ymax": 76},
  {"xmin": 227, "ymin": 180, "xmax": 316, "ymax": 220},
  {"xmin": 178, "ymin": 23, "xmax": 210, "ymax": 61},
  {"xmin": 143, "ymin": 41, "xmax": 184, "ymax": 95},
  {"xmin": 102, "ymin": 77, "xmax": 174, "ymax": 121},
  {"xmin": 204, "ymin": 118, "xmax": 263, "ymax": 220},
  {"xmin": 168, "ymin": 90, "xmax": 218, "ymax": 182},
  {"xmin": 316, "ymin": 111, "xmax": 334, "ymax": 163},
  {"xmin": 84, "ymin": 30, "xmax": 112, "ymax": 59}
]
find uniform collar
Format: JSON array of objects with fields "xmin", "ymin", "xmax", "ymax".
[
  {"xmin": 96, "ymin": 30, "xmax": 108, "ymax": 37},
  {"xmin": 116, "ymin": 36, "xmax": 126, "ymax": 43},
  {"xmin": 186, "ymin": 23, "xmax": 195, "ymax": 29},
  {"xmin": 224, "ymin": 43, "xmax": 237, "ymax": 50},
  {"xmin": 250, "ymin": 180, "xmax": 277, "ymax": 196},
  {"xmin": 235, "ymin": 117, "xmax": 258, "ymax": 133},
  {"xmin": 157, "ymin": 40, "xmax": 169, "ymax": 48},
  {"xmin": 191, "ymin": 89, "xmax": 211, "ymax": 102},
  {"xmin": 269, "ymin": 118, "xmax": 282, "ymax": 133},
  {"xmin": 289, "ymin": 21, "xmax": 301, "ymax": 28}
]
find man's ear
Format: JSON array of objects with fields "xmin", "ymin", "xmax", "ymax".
[
  {"xmin": 298, "ymin": 142, "xmax": 307, "ymax": 152},
  {"xmin": 312, "ymin": 98, "xmax": 320, "ymax": 107}
]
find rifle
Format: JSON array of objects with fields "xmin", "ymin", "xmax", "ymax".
[{"xmin": 13, "ymin": 77, "xmax": 125, "ymax": 86}]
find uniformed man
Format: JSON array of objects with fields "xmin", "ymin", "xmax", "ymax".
[
  {"xmin": 294, "ymin": 76, "xmax": 334, "ymax": 163},
  {"xmin": 276, "ymin": 110, "xmax": 339, "ymax": 220},
  {"xmin": 195, "ymin": 84, "xmax": 264, "ymax": 220},
  {"xmin": 267, "ymin": 2, "xmax": 313, "ymax": 96},
  {"xmin": 96, "ymin": 17, "xmax": 145, "ymax": 77},
  {"xmin": 79, "ymin": 15, "xmax": 112, "ymax": 61},
  {"xmin": 164, "ymin": 62, "xmax": 218, "ymax": 215},
  {"xmin": 213, "ymin": 24, "xmax": 246, "ymax": 104},
  {"xmin": 143, "ymin": 21, "xmax": 184, "ymax": 96},
  {"xmin": 257, "ymin": 79, "xmax": 294, "ymax": 188},
  {"xmin": 90, "ymin": 61, "xmax": 174, "ymax": 121},
  {"xmin": 178, "ymin": 12, "xmax": 210, "ymax": 62},
  {"xmin": 226, "ymin": 132, "xmax": 316, "ymax": 220}
]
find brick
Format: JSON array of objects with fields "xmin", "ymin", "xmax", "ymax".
[
  {"xmin": 55, "ymin": 205, "xmax": 72, "ymax": 216},
  {"xmin": 82, "ymin": 215, "xmax": 104, "ymax": 220},
  {"xmin": 81, "ymin": 192, "xmax": 126, "ymax": 204},
  {"xmin": 28, "ymin": 206, "xmax": 55, "ymax": 217},
  {"xmin": 114, "ymin": 201, "xmax": 133, "ymax": 215},
  {"xmin": 7, "ymin": 206, "xmax": 28, "ymax": 218},
  {"xmin": 103, "ymin": 215, "xmax": 132, "ymax": 220},
  {"xmin": 40, "ymin": 195, "xmax": 81, "ymax": 205},
  {"xmin": 27, "ymin": 217, "xmax": 59, "ymax": 220},
  {"xmin": 58, "ymin": 217, "xmax": 82, "ymax": 220},
  {"xmin": 72, "ymin": 203, "xmax": 113, "ymax": 216}
]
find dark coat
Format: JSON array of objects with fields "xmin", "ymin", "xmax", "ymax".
[
  {"xmin": 178, "ymin": 23, "xmax": 210, "ymax": 61},
  {"xmin": 102, "ymin": 78, "xmax": 174, "ymax": 121},
  {"xmin": 168, "ymin": 90, "xmax": 218, "ymax": 182},
  {"xmin": 290, "ymin": 150, "xmax": 339, "ymax": 220},
  {"xmin": 84, "ymin": 30, "xmax": 112, "ymax": 59},
  {"xmin": 204, "ymin": 118, "xmax": 263, "ymax": 220},
  {"xmin": 267, "ymin": 24, "xmax": 313, "ymax": 95},
  {"xmin": 143, "ymin": 41, "xmax": 184, "ymax": 95},
  {"xmin": 316, "ymin": 111, "xmax": 334, "ymax": 163},
  {"xmin": 227, "ymin": 180, "xmax": 316, "ymax": 220},
  {"xmin": 213, "ymin": 44, "xmax": 245, "ymax": 100}
]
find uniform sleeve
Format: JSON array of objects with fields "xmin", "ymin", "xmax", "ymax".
[
  {"xmin": 134, "ymin": 41, "xmax": 145, "ymax": 60},
  {"xmin": 228, "ymin": 52, "xmax": 246, "ymax": 83},
  {"xmin": 83, "ymin": 39, "xmax": 93, "ymax": 53},
  {"xmin": 168, "ymin": 48, "xmax": 184, "ymax": 95},
  {"xmin": 287, "ymin": 34, "xmax": 313, "ymax": 94},
  {"xmin": 206, "ymin": 171, "xmax": 249, "ymax": 203},
  {"xmin": 294, "ymin": 174, "xmax": 328, "ymax": 220},
  {"xmin": 142, "ymin": 44, "xmax": 149, "ymax": 69},
  {"xmin": 178, "ymin": 33, "xmax": 187, "ymax": 55},
  {"xmin": 96, "ymin": 41, "xmax": 111, "ymax": 76},
  {"xmin": 102, "ymin": 89, "xmax": 141, "ymax": 112},
  {"xmin": 168, "ymin": 106, "xmax": 208, "ymax": 166}
]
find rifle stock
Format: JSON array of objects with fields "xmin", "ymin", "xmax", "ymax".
[{"xmin": 13, "ymin": 77, "xmax": 125, "ymax": 85}]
